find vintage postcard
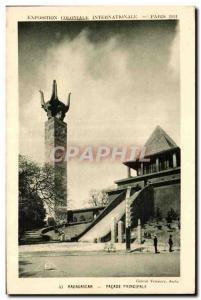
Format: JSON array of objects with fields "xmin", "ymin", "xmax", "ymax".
[{"xmin": 6, "ymin": 6, "xmax": 195, "ymax": 295}]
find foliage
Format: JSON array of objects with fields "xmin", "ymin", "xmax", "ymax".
[
  {"xmin": 19, "ymin": 155, "xmax": 67, "ymax": 235},
  {"xmin": 88, "ymin": 189, "xmax": 109, "ymax": 207},
  {"xmin": 166, "ymin": 208, "xmax": 179, "ymax": 223},
  {"xmin": 19, "ymin": 155, "xmax": 45, "ymax": 235},
  {"xmin": 19, "ymin": 192, "xmax": 46, "ymax": 235}
]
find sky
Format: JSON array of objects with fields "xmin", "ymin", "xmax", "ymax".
[{"xmin": 18, "ymin": 20, "xmax": 180, "ymax": 209}]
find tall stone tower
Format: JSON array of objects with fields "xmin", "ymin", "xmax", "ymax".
[{"xmin": 39, "ymin": 80, "xmax": 71, "ymax": 223}]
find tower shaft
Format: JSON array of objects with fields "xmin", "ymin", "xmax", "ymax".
[{"xmin": 45, "ymin": 117, "xmax": 67, "ymax": 222}]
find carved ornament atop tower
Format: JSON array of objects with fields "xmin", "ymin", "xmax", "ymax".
[{"xmin": 39, "ymin": 80, "xmax": 71, "ymax": 121}]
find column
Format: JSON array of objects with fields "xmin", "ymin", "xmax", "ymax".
[
  {"xmin": 173, "ymin": 153, "xmax": 177, "ymax": 168},
  {"xmin": 125, "ymin": 186, "xmax": 132, "ymax": 228},
  {"xmin": 125, "ymin": 186, "xmax": 132, "ymax": 250},
  {"xmin": 156, "ymin": 158, "xmax": 159, "ymax": 172},
  {"xmin": 126, "ymin": 227, "xmax": 131, "ymax": 250},
  {"xmin": 111, "ymin": 217, "xmax": 117, "ymax": 243},
  {"xmin": 138, "ymin": 166, "xmax": 141, "ymax": 176},
  {"xmin": 127, "ymin": 167, "xmax": 131, "ymax": 178},
  {"xmin": 141, "ymin": 163, "xmax": 143, "ymax": 175},
  {"xmin": 137, "ymin": 218, "xmax": 142, "ymax": 244},
  {"xmin": 118, "ymin": 220, "xmax": 124, "ymax": 243}
]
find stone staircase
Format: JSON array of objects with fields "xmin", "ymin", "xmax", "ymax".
[
  {"xmin": 20, "ymin": 230, "xmax": 44, "ymax": 245},
  {"xmin": 44, "ymin": 222, "xmax": 90, "ymax": 242}
]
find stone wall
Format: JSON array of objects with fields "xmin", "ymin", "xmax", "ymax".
[
  {"xmin": 154, "ymin": 183, "xmax": 180, "ymax": 218},
  {"xmin": 130, "ymin": 185, "xmax": 155, "ymax": 227}
]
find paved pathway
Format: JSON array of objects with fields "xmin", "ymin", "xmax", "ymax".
[
  {"xmin": 19, "ymin": 250, "xmax": 180, "ymax": 277},
  {"xmin": 19, "ymin": 242, "xmax": 179, "ymax": 253}
]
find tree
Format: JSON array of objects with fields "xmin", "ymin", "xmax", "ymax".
[
  {"xmin": 166, "ymin": 208, "xmax": 179, "ymax": 223},
  {"xmin": 19, "ymin": 192, "xmax": 46, "ymax": 236},
  {"xmin": 88, "ymin": 189, "xmax": 109, "ymax": 207},
  {"xmin": 19, "ymin": 155, "xmax": 67, "ymax": 236},
  {"xmin": 19, "ymin": 155, "xmax": 46, "ymax": 236}
]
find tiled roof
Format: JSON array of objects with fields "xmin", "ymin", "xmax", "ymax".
[{"xmin": 144, "ymin": 126, "xmax": 178, "ymax": 156}]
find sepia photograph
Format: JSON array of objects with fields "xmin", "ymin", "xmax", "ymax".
[
  {"xmin": 6, "ymin": 6, "xmax": 195, "ymax": 294},
  {"xmin": 18, "ymin": 18, "xmax": 181, "ymax": 278}
]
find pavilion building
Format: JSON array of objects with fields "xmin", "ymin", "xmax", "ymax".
[
  {"xmin": 76, "ymin": 126, "xmax": 180, "ymax": 242},
  {"xmin": 114, "ymin": 125, "xmax": 181, "ymax": 218}
]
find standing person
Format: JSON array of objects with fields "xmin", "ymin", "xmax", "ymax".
[
  {"xmin": 153, "ymin": 235, "xmax": 158, "ymax": 253},
  {"xmin": 168, "ymin": 235, "xmax": 173, "ymax": 252}
]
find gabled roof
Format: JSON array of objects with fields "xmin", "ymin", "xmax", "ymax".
[{"xmin": 144, "ymin": 126, "xmax": 178, "ymax": 156}]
